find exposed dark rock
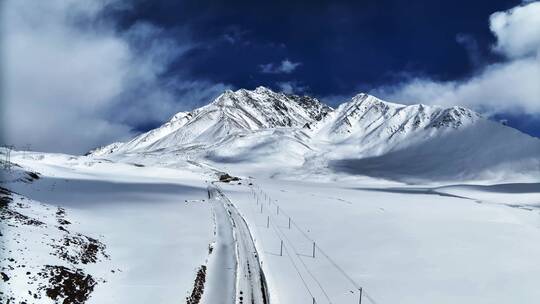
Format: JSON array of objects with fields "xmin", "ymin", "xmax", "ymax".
[
  {"xmin": 38, "ymin": 265, "xmax": 96, "ymax": 304},
  {"xmin": 219, "ymin": 173, "xmax": 240, "ymax": 183},
  {"xmin": 186, "ymin": 265, "xmax": 206, "ymax": 304},
  {"xmin": 51, "ymin": 234, "xmax": 109, "ymax": 265}
]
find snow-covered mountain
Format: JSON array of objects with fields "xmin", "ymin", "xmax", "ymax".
[
  {"xmin": 91, "ymin": 87, "xmax": 540, "ymax": 182},
  {"xmin": 317, "ymin": 93, "xmax": 479, "ymax": 141},
  {"xmin": 312, "ymin": 93, "xmax": 481, "ymax": 156},
  {"xmin": 92, "ymin": 87, "xmax": 330, "ymax": 155},
  {"xmin": 316, "ymin": 94, "xmax": 540, "ymax": 181}
]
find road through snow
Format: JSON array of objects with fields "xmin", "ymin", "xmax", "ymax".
[{"xmin": 205, "ymin": 183, "xmax": 269, "ymax": 304}]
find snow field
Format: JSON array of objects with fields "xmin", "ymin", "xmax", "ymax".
[
  {"xmin": 5, "ymin": 152, "xmax": 216, "ymax": 304},
  {"xmin": 5, "ymin": 148, "xmax": 540, "ymax": 304},
  {"xmin": 221, "ymin": 178, "xmax": 540, "ymax": 304}
]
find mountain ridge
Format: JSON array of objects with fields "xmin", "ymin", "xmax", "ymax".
[
  {"xmin": 89, "ymin": 87, "xmax": 540, "ymax": 182},
  {"xmin": 92, "ymin": 87, "xmax": 332, "ymax": 155}
]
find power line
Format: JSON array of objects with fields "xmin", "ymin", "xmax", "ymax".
[
  {"xmin": 250, "ymin": 183, "xmax": 379, "ymax": 304},
  {"xmin": 249, "ymin": 184, "xmax": 324, "ymax": 303},
  {"xmin": 271, "ymin": 217, "xmax": 333, "ymax": 304}
]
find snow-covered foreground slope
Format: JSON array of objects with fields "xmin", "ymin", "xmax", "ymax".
[
  {"xmin": 3, "ymin": 148, "xmax": 540, "ymax": 304},
  {"xmin": 1, "ymin": 152, "xmax": 215, "ymax": 303},
  {"xmin": 91, "ymin": 87, "xmax": 540, "ymax": 183}
]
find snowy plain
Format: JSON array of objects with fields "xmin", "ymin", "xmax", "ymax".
[
  {"xmin": 220, "ymin": 177, "xmax": 540, "ymax": 304},
  {"xmin": 2, "ymin": 150, "xmax": 540, "ymax": 304}
]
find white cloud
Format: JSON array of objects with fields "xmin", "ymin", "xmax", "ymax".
[
  {"xmin": 260, "ymin": 59, "xmax": 301, "ymax": 74},
  {"xmin": 490, "ymin": 1, "xmax": 540, "ymax": 58},
  {"xmin": 373, "ymin": 58, "xmax": 540, "ymax": 115},
  {"xmin": 1, "ymin": 0, "xmax": 228, "ymax": 154},
  {"xmin": 372, "ymin": 1, "xmax": 540, "ymax": 117},
  {"xmin": 276, "ymin": 81, "xmax": 308, "ymax": 94}
]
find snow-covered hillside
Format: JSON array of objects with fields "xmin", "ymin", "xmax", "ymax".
[
  {"xmin": 4, "ymin": 150, "xmax": 540, "ymax": 304},
  {"xmin": 91, "ymin": 87, "xmax": 540, "ymax": 183},
  {"xmin": 313, "ymin": 93, "xmax": 480, "ymax": 151},
  {"xmin": 1, "ymin": 152, "xmax": 215, "ymax": 304},
  {"xmin": 92, "ymin": 87, "xmax": 330, "ymax": 156},
  {"xmin": 312, "ymin": 93, "xmax": 540, "ymax": 182}
]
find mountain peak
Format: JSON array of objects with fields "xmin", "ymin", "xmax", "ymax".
[
  {"xmin": 253, "ymin": 86, "xmax": 274, "ymax": 94},
  {"xmin": 210, "ymin": 87, "xmax": 329, "ymax": 119},
  {"xmin": 225, "ymin": 86, "xmax": 277, "ymax": 96},
  {"xmin": 349, "ymin": 93, "xmax": 405, "ymax": 108},
  {"xmin": 213, "ymin": 87, "xmax": 280, "ymax": 107}
]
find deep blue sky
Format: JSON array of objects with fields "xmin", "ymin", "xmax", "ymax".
[{"xmin": 110, "ymin": 0, "xmax": 539, "ymax": 137}]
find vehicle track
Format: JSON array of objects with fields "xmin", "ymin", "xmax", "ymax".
[{"xmin": 205, "ymin": 183, "xmax": 269, "ymax": 304}]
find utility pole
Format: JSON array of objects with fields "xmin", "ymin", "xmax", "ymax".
[
  {"xmin": 3, "ymin": 145, "xmax": 13, "ymax": 171},
  {"xmin": 280, "ymin": 240, "xmax": 283, "ymax": 256},
  {"xmin": 312, "ymin": 242, "xmax": 316, "ymax": 258},
  {"xmin": 358, "ymin": 287, "xmax": 363, "ymax": 304}
]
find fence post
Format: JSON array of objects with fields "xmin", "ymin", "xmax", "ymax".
[
  {"xmin": 277, "ymin": 205, "xmax": 279, "ymax": 215},
  {"xmin": 288, "ymin": 217, "xmax": 291, "ymax": 229},
  {"xmin": 267, "ymin": 216, "xmax": 269, "ymax": 228},
  {"xmin": 312, "ymin": 242, "xmax": 316, "ymax": 258},
  {"xmin": 280, "ymin": 240, "xmax": 283, "ymax": 256},
  {"xmin": 358, "ymin": 287, "xmax": 363, "ymax": 304},
  {"xmin": 260, "ymin": 204, "xmax": 263, "ymax": 213}
]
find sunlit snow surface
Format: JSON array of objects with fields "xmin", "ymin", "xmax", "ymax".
[
  {"xmin": 221, "ymin": 177, "xmax": 540, "ymax": 304},
  {"xmin": 3, "ymin": 88, "xmax": 540, "ymax": 303},
  {"xmin": 1, "ymin": 152, "xmax": 214, "ymax": 303},
  {"xmin": 2, "ymin": 150, "xmax": 540, "ymax": 304}
]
